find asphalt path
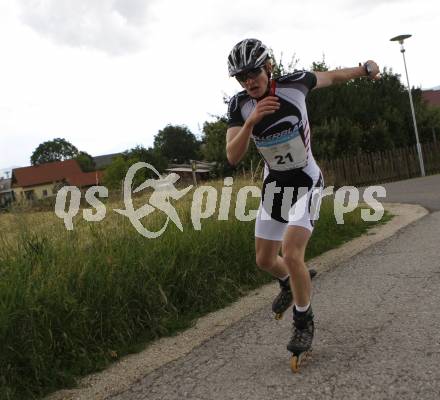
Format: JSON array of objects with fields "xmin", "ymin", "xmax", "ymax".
[
  {"xmin": 109, "ymin": 175, "xmax": 440, "ymax": 400},
  {"xmin": 367, "ymin": 173, "xmax": 440, "ymax": 211}
]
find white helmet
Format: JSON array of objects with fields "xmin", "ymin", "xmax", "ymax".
[{"xmin": 227, "ymin": 38, "xmax": 270, "ymax": 77}]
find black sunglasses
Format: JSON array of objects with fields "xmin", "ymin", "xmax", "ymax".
[{"xmin": 235, "ymin": 67, "xmax": 263, "ymax": 82}]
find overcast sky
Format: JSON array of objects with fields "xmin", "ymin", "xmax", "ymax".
[{"xmin": 0, "ymin": 0, "xmax": 438, "ymax": 175}]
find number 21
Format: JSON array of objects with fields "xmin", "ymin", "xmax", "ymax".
[{"xmin": 275, "ymin": 152, "xmax": 294, "ymax": 164}]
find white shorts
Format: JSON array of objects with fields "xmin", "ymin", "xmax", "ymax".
[{"xmin": 255, "ymin": 161, "xmax": 324, "ymax": 241}]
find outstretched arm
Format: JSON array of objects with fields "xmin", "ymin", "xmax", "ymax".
[{"xmin": 313, "ymin": 60, "xmax": 380, "ymax": 89}]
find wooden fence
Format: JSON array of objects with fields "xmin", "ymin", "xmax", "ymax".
[{"xmin": 319, "ymin": 141, "xmax": 440, "ymax": 187}]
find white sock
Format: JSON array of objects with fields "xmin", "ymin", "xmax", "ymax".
[{"xmin": 295, "ymin": 303, "xmax": 310, "ymax": 313}]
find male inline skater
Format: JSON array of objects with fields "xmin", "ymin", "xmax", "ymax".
[{"xmin": 225, "ymin": 38, "xmax": 379, "ymax": 371}]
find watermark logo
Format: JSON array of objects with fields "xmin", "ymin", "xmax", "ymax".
[
  {"xmin": 54, "ymin": 162, "xmax": 387, "ymax": 238},
  {"xmin": 114, "ymin": 162, "xmax": 193, "ymax": 238}
]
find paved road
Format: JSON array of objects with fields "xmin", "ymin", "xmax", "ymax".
[
  {"xmin": 368, "ymin": 173, "xmax": 440, "ymax": 211},
  {"xmin": 109, "ymin": 175, "xmax": 440, "ymax": 400}
]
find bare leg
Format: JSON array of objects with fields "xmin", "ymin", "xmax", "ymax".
[
  {"xmin": 255, "ymin": 237, "xmax": 289, "ymax": 279},
  {"xmin": 281, "ymin": 226, "xmax": 312, "ymax": 307}
]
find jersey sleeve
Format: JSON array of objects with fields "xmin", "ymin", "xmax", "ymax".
[
  {"xmin": 227, "ymin": 95, "xmax": 244, "ymax": 128},
  {"xmin": 278, "ymin": 71, "xmax": 317, "ymax": 95}
]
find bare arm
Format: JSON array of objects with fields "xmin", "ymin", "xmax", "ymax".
[
  {"xmin": 226, "ymin": 96, "xmax": 280, "ymax": 165},
  {"xmin": 314, "ymin": 60, "xmax": 380, "ymax": 89},
  {"xmin": 225, "ymin": 123, "xmax": 253, "ymax": 166}
]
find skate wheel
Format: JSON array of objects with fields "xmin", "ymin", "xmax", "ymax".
[
  {"xmin": 274, "ymin": 312, "xmax": 283, "ymax": 320},
  {"xmin": 290, "ymin": 351, "xmax": 311, "ymax": 373},
  {"xmin": 290, "ymin": 355, "xmax": 300, "ymax": 373}
]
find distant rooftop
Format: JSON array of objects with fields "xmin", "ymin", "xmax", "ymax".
[
  {"xmin": 11, "ymin": 159, "xmax": 103, "ymax": 188},
  {"xmin": 92, "ymin": 153, "xmax": 123, "ymax": 170},
  {"xmin": 422, "ymin": 89, "xmax": 440, "ymax": 107}
]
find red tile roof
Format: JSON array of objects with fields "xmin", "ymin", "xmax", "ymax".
[
  {"xmin": 422, "ymin": 90, "xmax": 440, "ymax": 107},
  {"xmin": 67, "ymin": 171, "xmax": 103, "ymax": 187},
  {"xmin": 12, "ymin": 159, "xmax": 103, "ymax": 188}
]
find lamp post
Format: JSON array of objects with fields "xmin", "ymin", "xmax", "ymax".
[{"xmin": 390, "ymin": 34, "xmax": 425, "ymax": 177}]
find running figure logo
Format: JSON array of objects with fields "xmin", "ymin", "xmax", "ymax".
[{"xmin": 114, "ymin": 162, "xmax": 193, "ymax": 238}]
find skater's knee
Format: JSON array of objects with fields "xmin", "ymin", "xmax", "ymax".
[
  {"xmin": 255, "ymin": 253, "xmax": 277, "ymax": 271},
  {"xmin": 283, "ymin": 252, "xmax": 304, "ymax": 272}
]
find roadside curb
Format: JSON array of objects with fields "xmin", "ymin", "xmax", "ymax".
[{"xmin": 46, "ymin": 202, "xmax": 428, "ymax": 400}]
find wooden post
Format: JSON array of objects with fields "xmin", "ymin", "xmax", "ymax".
[{"xmin": 191, "ymin": 160, "xmax": 198, "ymax": 187}]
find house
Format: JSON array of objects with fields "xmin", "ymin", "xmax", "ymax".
[
  {"xmin": 0, "ymin": 178, "xmax": 14, "ymax": 207},
  {"xmin": 422, "ymin": 88, "xmax": 440, "ymax": 108},
  {"xmin": 11, "ymin": 159, "xmax": 103, "ymax": 202}
]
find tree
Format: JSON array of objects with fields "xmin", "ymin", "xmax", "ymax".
[
  {"xmin": 201, "ymin": 117, "xmax": 233, "ymax": 176},
  {"xmin": 124, "ymin": 145, "xmax": 168, "ymax": 173},
  {"xmin": 75, "ymin": 151, "xmax": 95, "ymax": 172},
  {"xmin": 306, "ymin": 64, "xmax": 440, "ymax": 157},
  {"xmin": 310, "ymin": 56, "xmax": 329, "ymax": 72},
  {"xmin": 31, "ymin": 138, "xmax": 79, "ymax": 165},
  {"xmin": 419, "ymin": 105, "xmax": 440, "ymax": 142},
  {"xmin": 102, "ymin": 156, "xmax": 128, "ymax": 190},
  {"xmin": 153, "ymin": 125, "xmax": 200, "ymax": 163},
  {"xmin": 103, "ymin": 145, "xmax": 168, "ymax": 190},
  {"xmin": 270, "ymin": 50, "xmax": 299, "ymax": 78},
  {"xmin": 312, "ymin": 118, "xmax": 364, "ymax": 160}
]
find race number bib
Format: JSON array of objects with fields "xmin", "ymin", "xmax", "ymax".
[{"xmin": 255, "ymin": 124, "xmax": 308, "ymax": 171}]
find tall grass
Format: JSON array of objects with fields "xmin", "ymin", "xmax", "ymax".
[{"xmin": 0, "ymin": 180, "xmax": 391, "ymax": 400}]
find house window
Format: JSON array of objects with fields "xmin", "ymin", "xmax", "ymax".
[{"xmin": 43, "ymin": 190, "xmax": 48, "ymax": 197}]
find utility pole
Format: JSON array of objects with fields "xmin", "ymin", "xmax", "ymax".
[{"xmin": 390, "ymin": 34, "xmax": 426, "ymax": 177}]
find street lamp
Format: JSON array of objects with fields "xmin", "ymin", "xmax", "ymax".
[{"xmin": 390, "ymin": 34, "xmax": 425, "ymax": 177}]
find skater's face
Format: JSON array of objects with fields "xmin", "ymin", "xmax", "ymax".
[{"xmin": 237, "ymin": 61, "xmax": 272, "ymax": 99}]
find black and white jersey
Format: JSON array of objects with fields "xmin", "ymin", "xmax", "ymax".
[
  {"xmin": 227, "ymin": 70, "xmax": 318, "ymax": 174},
  {"xmin": 227, "ymin": 71, "xmax": 323, "ymax": 225}
]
